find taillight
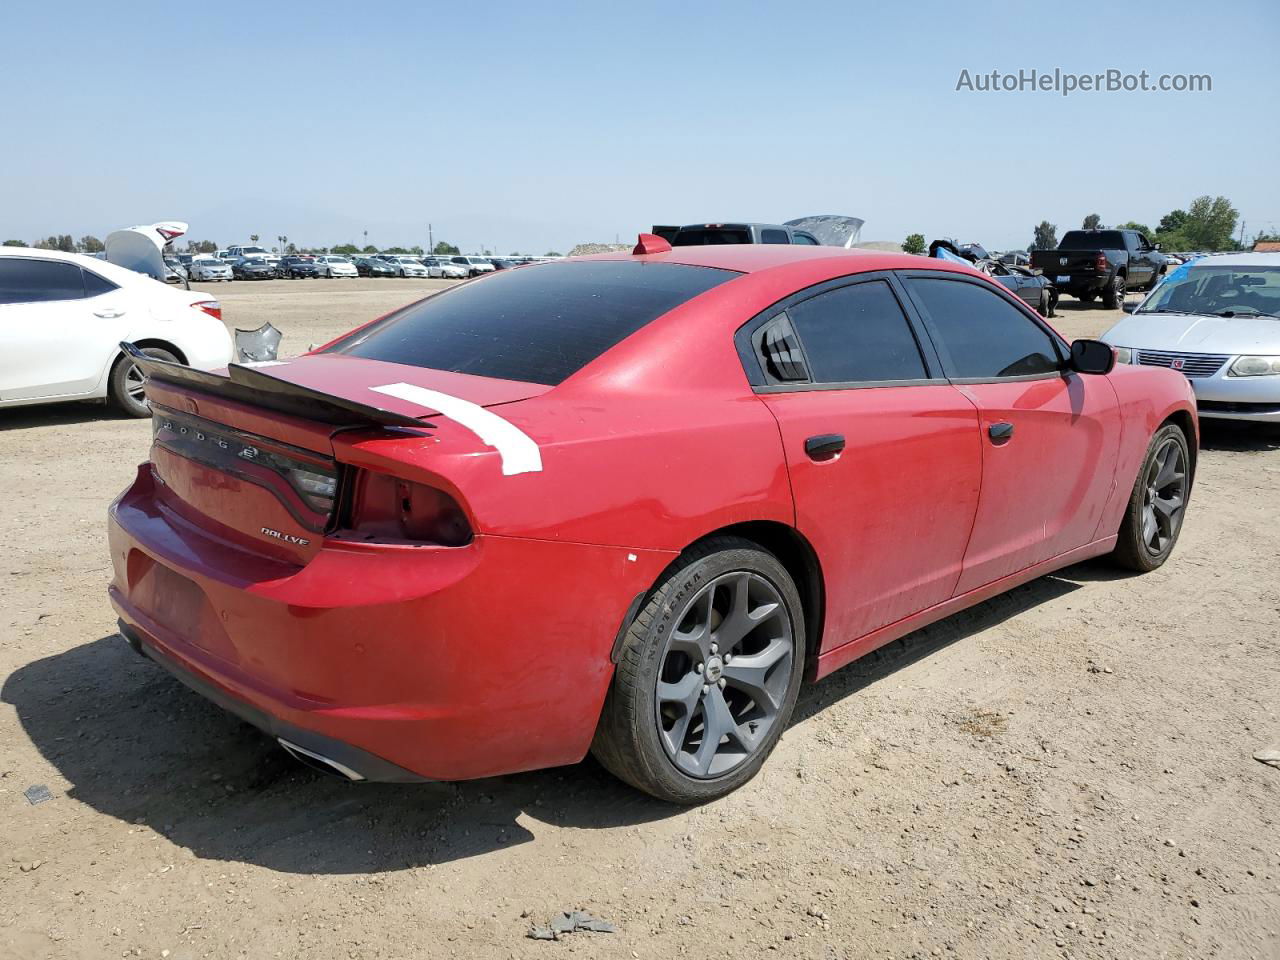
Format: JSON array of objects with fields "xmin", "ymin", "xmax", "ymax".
[
  {"xmin": 192, "ymin": 300, "xmax": 222, "ymax": 321},
  {"xmin": 1094, "ymin": 253, "xmax": 1107, "ymax": 272},
  {"xmin": 338, "ymin": 470, "xmax": 472, "ymax": 546}
]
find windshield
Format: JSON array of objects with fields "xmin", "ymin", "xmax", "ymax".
[
  {"xmin": 325, "ymin": 260, "xmax": 737, "ymax": 385},
  {"xmin": 1138, "ymin": 264, "xmax": 1280, "ymax": 318}
]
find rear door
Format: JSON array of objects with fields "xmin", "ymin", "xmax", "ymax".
[
  {"xmin": 901, "ymin": 273, "xmax": 1121, "ymax": 593},
  {"xmin": 745, "ymin": 274, "xmax": 983, "ymax": 646},
  {"xmin": 0, "ymin": 258, "xmax": 128, "ymax": 400}
]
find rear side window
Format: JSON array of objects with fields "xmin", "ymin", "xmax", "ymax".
[
  {"xmin": 905, "ymin": 278, "xmax": 1061, "ymax": 379},
  {"xmin": 327, "ymin": 260, "xmax": 737, "ymax": 385},
  {"xmin": 787, "ymin": 280, "xmax": 928, "ymax": 383},
  {"xmin": 760, "ymin": 229, "xmax": 790, "ymax": 244},
  {"xmin": 0, "ymin": 258, "xmax": 85, "ymax": 304},
  {"xmin": 1058, "ymin": 230, "xmax": 1125, "ymax": 250},
  {"xmin": 672, "ymin": 227, "xmax": 752, "ymax": 246},
  {"xmin": 82, "ymin": 269, "xmax": 118, "ymax": 297}
]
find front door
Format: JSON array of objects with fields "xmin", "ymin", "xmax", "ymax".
[{"xmin": 901, "ymin": 273, "xmax": 1121, "ymax": 594}]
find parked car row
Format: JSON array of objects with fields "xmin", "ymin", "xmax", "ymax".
[{"xmin": 176, "ymin": 250, "xmax": 545, "ymax": 282}]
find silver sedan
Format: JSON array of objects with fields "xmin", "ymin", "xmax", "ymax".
[{"xmin": 1102, "ymin": 253, "xmax": 1280, "ymax": 423}]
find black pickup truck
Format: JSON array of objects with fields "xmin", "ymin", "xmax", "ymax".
[{"xmin": 1030, "ymin": 229, "xmax": 1166, "ymax": 308}]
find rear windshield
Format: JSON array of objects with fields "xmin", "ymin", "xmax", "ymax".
[
  {"xmin": 673, "ymin": 227, "xmax": 752, "ymax": 246},
  {"xmin": 1058, "ymin": 230, "xmax": 1125, "ymax": 250},
  {"xmin": 325, "ymin": 260, "xmax": 737, "ymax": 384}
]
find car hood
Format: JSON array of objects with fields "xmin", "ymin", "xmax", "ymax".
[{"xmin": 1102, "ymin": 313, "xmax": 1280, "ymax": 354}]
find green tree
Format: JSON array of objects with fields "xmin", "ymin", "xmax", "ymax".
[
  {"xmin": 285, "ymin": 242, "xmax": 298, "ymax": 254},
  {"xmin": 410, "ymin": 245, "xmax": 424, "ymax": 256},
  {"xmin": 1031, "ymin": 221, "xmax": 1058, "ymax": 251},
  {"xmin": 544, "ymin": 251, "xmax": 562, "ymax": 257},
  {"xmin": 331, "ymin": 243, "xmax": 360, "ymax": 255},
  {"xmin": 78, "ymin": 235, "xmax": 105, "ymax": 253},
  {"xmin": 1158, "ymin": 209, "xmax": 1188, "ymax": 234},
  {"xmin": 384, "ymin": 246, "xmax": 409, "ymax": 254},
  {"xmin": 187, "ymin": 239, "xmax": 218, "ymax": 254},
  {"xmin": 2, "ymin": 239, "xmax": 28, "ymax": 247},
  {"xmin": 1082, "ymin": 213, "xmax": 1102, "ymax": 230},
  {"xmin": 361, "ymin": 244, "xmax": 378, "ymax": 254},
  {"xmin": 249, "ymin": 234, "xmax": 260, "ymax": 244},
  {"xmin": 1182, "ymin": 195, "xmax": 1238, "ymax": 251},
  {"xmin": 902, "ymin": 233, "xmax": 926, "ymax": 255},
  {"xmin": 433, "ymin": 241, "xmax": 460, "ymax": 255}
]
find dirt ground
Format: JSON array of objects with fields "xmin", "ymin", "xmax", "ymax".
[{"xmin": 1, "ymin": 278, "xmax": 1277, "ymax": 960}]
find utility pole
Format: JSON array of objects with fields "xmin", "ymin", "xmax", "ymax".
[
  {"xmin": 429, "ymin": 223, "xmax": 433, "ymax": 253},
  {"xmin": 1238, "ymin": 220, "xmax": 1246, "ymax": 249}
]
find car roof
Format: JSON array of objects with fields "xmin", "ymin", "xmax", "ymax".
[
  {"xmin": 1187, "ymin": 252, "xmax": 1280, "ymax": 267},
  {"xmin": 580, "ymin": 243, "xmax": 956, "ymax": 276}
]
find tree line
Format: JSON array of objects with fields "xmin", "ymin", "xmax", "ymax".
[
  {"xmin": 1028, "ymin": 195, "xmax": 1257, "ymax": 253},
  {"xmin": 2, "ymin": 236, "xmax": 562, "ymax": 258}
]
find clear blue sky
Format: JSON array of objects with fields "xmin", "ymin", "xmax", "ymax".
[{"xmin": 3, "ymin": 0, "xmax": 1276, "ymax": 253}]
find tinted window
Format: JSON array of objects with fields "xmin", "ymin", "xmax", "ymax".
[
  {"xmin": 327, "ymin": 260, "xmax": 736, "ymax": 385},
  {"xmin": 760, "ymin": 229, "xmax": 790, "ymax": 244},
  {"xmin": 0, "ymin": 258, "xmax": 85, "ymax": 304},
  {"xmin": 787, "ymin": 280, "xmax": 927, "ymax": 383},
  {"xmin": 672, "ymin": 227, "xmax": 752, "ymax": 246},
  {"xmin": 1058, "ymin": 230, "xmax": 1125, "ymax": 251},
  {"xmin": 906, "ymin": 278, "xmax": 1061, "ymax": 379},
  {"xmin": 792, "ymin": 232, "xmax": 819, "ymax": 245},
  {"xmin": 82, "ymin": 269, "xmax": 118, "ymax": 297}
]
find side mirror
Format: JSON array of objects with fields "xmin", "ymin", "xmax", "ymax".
[
  {"xmin": 1071, "ymin": 339, "xmax": 1116, "ymax": 375},
  {"xmin": 1153, "ymin": 243, "xmax": 1161, "ymax": 251},
  {"xmin": 1122, "ymin": 301, "xmax": 1138, "ymax": 314}
]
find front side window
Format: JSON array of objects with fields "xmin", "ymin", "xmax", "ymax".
[
  {"xmin": 0, "ymin": 258, "xmax": 85, "ymax": 304},
  {"xmin": 326, "ymin": 260, "xmax": 737, "ymax": 385},
  {"xmin": 906, "ymin": 277, "xmax": 1061, "ymax": 379},
  {"xmin": 785, "ymin": 280, "xmax": 928, "ymax": 383}
]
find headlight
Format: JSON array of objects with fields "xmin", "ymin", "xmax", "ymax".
[
  {"xmin": 1228, "ymin": 355, "xmax": 1280, "ymax": 377},
  {"xmin": 1112, "ymin": 346, "xmax": 1134, "ymax": 364}
]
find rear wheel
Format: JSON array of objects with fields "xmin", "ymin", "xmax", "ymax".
[
  {"xmin": 1037, "ymin": 288, "xmax": 1051, "ymax": 318},
  {"xmin": 109, "ymin": 347, "xmax": 177, "ymax": 418},
  {"xmin": 592, "ymin": 537, "xmax": 805, "ymax": 804},
  {"xmin": 1102, "ymin": 273, "xmax": 1126, "ymax": 309},
  {"xmin": 1110, "ymin": 423, "xmax": 1190, "ymax": 572}
]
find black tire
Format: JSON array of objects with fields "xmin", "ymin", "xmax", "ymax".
[
  {"xmin": 109, "ymin": 347, "xmax": 177, "ymax": 418},
  {"xmin": 592, "ymin": 536, "xmax": 806, "ymax": 804},
  {"xmin": 1109, "ymin": 423, "xmax": 1191, "ymax": 572},
  {"xmin": 1102, "ymin": 273, "xmax": 1126, "ymax": 309},
  {"xmin": 1036, "ymin": 288, "xmax": 1051, "ymax": 318}
]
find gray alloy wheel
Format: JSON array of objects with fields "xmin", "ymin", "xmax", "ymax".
[
  {"xmin": 655, "ymin": 570, "xmax": 794, "ymax": 779},
  {"xmin": 1140, "ymin": 436, "xmax": 1188, "ymax": 555},
  {"xmin": 592, "ymin": 536, "xmax": 806, "ymax": 804},
  {"xmin": 1111, "ymin": 423, "xmax": 1191, "ymax": 572},
  {"xmin": 1103, "ymin": 274, "xmax": 1126, "ymax": 309},
  {"xmin": 109, "ymin": 347, "xmax": 177, "ymax": 418}
]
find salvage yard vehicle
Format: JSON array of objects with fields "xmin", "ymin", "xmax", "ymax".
[
  {"xmin": 189, "ymin": 256, "xmax": 233, "ymax": 282},
  {"xmin": 667, "ymin": 222, "xmax": 822, "ymax": 246},
  {"xmin": 976, "ymin": 259, "xmax": 1057, "ymax": 317},
  {"xmin": 1030, "ymin": 229, "xmax": 1166, "ymax": 308},
  {"xmin": 278, "ymin": 255, "xmax": 321, "ymax": 279},
  {"xmin": 1102, "ymin": 252, "xmax": 1280, "ymax": 423},
  {"xmin": 0, "ymin": 247, "xmax": 231, "ymax": 417},
  {"xmin": 231, "ymin": 257, "xmax": 277, "ymax": 280},
  {"xmin": 108, "ymin": 238, "xmax": 1197, "ymax": 803},
  {"xmin": 354, "ymin": 256, "xmax": 396, "ymax": 277},
  {"xmin": 379, "ymin": 255, "xmax": 428, "ymax": 278},
  {"xmin": 314, "ymin": 254, "xmax": 358, "ymax": 278},
  {"xmin": 422, "ymin": 256, "xmax": 468, "ymax": 279},
  {"xmin": 450, "ymin": 255, "xmax": 496, "ymax": 277}
]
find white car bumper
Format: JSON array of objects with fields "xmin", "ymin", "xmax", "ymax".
[{"xmin": 1132, "ymin": 350, "xmax": 1280, "ymax": 422}]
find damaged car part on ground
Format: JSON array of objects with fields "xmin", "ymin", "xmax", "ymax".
[{"xmin": 107, "ymin": 239, "xmax": 1198, "ymax": 803}]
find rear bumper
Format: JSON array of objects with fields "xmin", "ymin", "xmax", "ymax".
[{"xmin": 106, "ymin": 468, "xmax": 673, "ymax": 782}]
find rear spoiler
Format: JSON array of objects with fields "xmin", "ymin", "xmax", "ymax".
[{"xmin": 120, "ymin": 342, "xmax": 433, "ymax": 430}]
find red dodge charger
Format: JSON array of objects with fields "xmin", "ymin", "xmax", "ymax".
[{"xmin": 108, "ymin": 238, "xmax": 1197, "ymax": 803}]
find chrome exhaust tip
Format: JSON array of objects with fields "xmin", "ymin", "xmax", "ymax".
[{"xmin": 278, "ymin": 738, "xmax": 366, "ymax": 781}]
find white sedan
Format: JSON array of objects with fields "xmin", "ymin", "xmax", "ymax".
[
  {"xmin": 189, "ymin": 255, "xmax": 233, "ymax": 281},
  {"xmin": 314, "ymin": 254, "xmax": 359, "ymax": 278},
  {"xmin": 0, "ymin": 247, "xmax": 233, "ymax": 417},
  {"xmin": 422, "ymin": 256, "xmax": 468, "ymax": 279},
  {"xmin": 381, "ymin": 255, "xmax": 428, "ymax": 278}
]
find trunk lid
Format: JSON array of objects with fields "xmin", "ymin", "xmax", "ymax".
[{"xmin": 133, "ymin": 349, "xmax": 549, "ymax": 563}]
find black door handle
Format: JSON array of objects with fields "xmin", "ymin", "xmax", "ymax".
[
  {"xmin": 805, "ymin": 434, "xmax": 845, "ymax": 460},
  {"xmin": 988, "ymin": 421, "xmax": 1014, "ymax": 442}
]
